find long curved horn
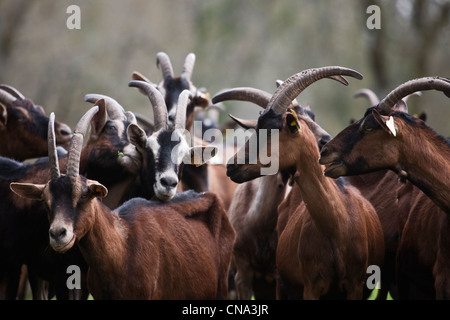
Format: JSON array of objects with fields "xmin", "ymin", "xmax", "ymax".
[
  {"xmin": 212, "ymin": 87, "xmax": 272, "ymax": 109},
  {"xmin": 181, "ymin": 53, "xmax": 196, "ymax": 82},
  {"xmin": 156, "ymin": 52, "xmax": 174, "ymax": 80},
  {"xmin": 0, "ymin": 84, "xmax": 25, "ymax": 100},
  {"xmin": 354, "ymin": 88, "xmax": 380, "ymax": 106},
  {"xmin": 66, "ymin": 106, "xmax": 99, "ymax": 177},
  {"xmin": 128, "ymin": 80, "xmax": 168, "ymax": 131},
  {"xmin": 267, "ymin": 66, "xmax": 363, "ymax": 115},
  {"xmin": 48, "ymin": 113, "xmax": 60, "ymax": 179},
  {"xmin": 174, "ymin": 90, "xmax": 192, "ymax": 130},
  {"xmin": 378, "ymin": 77, "xmax": 450, "ymax": 114},
  {"xmin": 84, "ymin": 93, "xmax": 126, "ymax": 121}
]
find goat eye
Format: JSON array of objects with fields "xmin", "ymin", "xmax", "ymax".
[{"xmin": 105, "ymin": 124, "xmax": 117, "ymax": 133}]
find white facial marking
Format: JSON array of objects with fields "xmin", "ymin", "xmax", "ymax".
[{"xmin": 154, "ymin": 170, "xmax": 178, "ymax": 201}]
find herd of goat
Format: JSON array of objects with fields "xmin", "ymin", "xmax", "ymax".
[{"xmin": 0, "ymin": 52, "xmax": 449, "ymax": 300}]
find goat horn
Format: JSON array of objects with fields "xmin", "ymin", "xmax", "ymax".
[
  {"xmin": 378, "ymin": 77, "xmax": 450, "ymax": 113},
  {"xmin": 0, "ymin": 87, "xmax": 17, "ymax": 105},
  {"xmin": 0, "ymin": 84, "xmax": 25, "ymax": 100},
  {"xmin": 181, "ymin": 53, "xmax": 196, "ymax": 82},
  {"xmin": 84, "ymin": 93, "xmax": 126, "ymax": 121},
  {"xmin": 276, "ymin": 80, "xmax": 300, "ymax": 106},
  {"xmin": 354, "ymin": 88, "xmax": 380, "ymax": 106},
  {"xmin": 48, "ymin": 112, "xmax": 61, "ymax": 179},
  {"xmin": 156, "ymin": 52, "xmax": 174, "ymax": 80},
  {"xmin": 212, "ymin": 87, "xmax": 273, "ymax": 109},
  {"xmin": 66, "ymin": 106, "xmax": 99, "ymax": 177},
  {"xmin": 267, "ymin": 66, "xmax": 363, "ymax": 115},
  {"xmin": 174, "ymin": 90, "xmax": 192, "ymax": 130},
  {"xmin": 128, "ymin": 80, "xmax": 168, "ymax": 131}
]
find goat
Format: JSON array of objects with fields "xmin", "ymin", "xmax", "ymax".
[
  {"xmin": 131, "ymin": 52, "xmax": 211, "ymax": 130},
  {"xmin": 319, "ymin": 77, "xmax": 450, "ymax": 213},
  {"xmin": 349, "ymin": 88, "xmax": 424, "ymax": 300},
  {"xmin": 10, "ymin": 112, "xmax": 236, "ymax": 300},
  {"xmin": 0, "ymin": 99, "xmax": 140, "ymax": 299},
  {"xmin": 0, "ymin": 84, "xmax": 72, "ymax": 161},
  {"xmin": 212, "ymin": 85, "xmax": 332, "ymax": 299},
  {"xmin": 225, "ymin": 66, "xmax": 385, "ymax": 299},
  {"xmin": 319, "ymin": 77, "xmax": 450, "ymax": 299},
  {"xmin": 132, "ymin": 55, "xmax": 237, "ymax": 209},
  {"xmin": 83, "ymin": 94, "xmax": 141, "ymax": 209},
  {"xmin": 126, "ymin": 80, "xmax": 217, "ymax": 202}
]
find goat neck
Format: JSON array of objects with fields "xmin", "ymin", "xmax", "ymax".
[
  {"xmin": 392, "ymin": 117, "xmax": 450, "ymax": 213},
  {"xmin": 292, "ymin": 119, "xmax": 349, "ymax": 236}
]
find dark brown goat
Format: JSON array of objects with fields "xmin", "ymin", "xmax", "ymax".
[
  {"xmin": 225, "ymin": 67, "xmax": 385, "ymax": 299},
  {"xmin": 319, "ymin": 77, "xmax": 450, "ymax": 213},
  {"xmin": 348, "ymin": 88, "xmax": 423, "ymax": 299},
  {"xmin": 319, "ymin": 77, "xmax": 450, "ymax": 299},
  {"xmin": 10, "ymin": 113, "xmax": 235, "ymax": 299},
  {"xmin": 0, "ymin": 99, "xmax": 140, "ymax": 299},
  {"xmin": 0, "ymin": 84, "xmax": 72, "ymax": 160}
]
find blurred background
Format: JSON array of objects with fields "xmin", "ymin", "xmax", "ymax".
[{"xmin": 0, "ymin": 0, "xmax": 449, "ymax": 137}]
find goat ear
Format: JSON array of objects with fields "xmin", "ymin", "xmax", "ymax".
[
  {"xmin": 185, "ymin": 146, "xmax": 218, "ymax": 166},
  {"xmin": 392, "ymin": 100, "xmax": 408, "ymax": 113},
  {"xmin": 285, "ymin": 112, "xmax": 300, "ymax": 134},
  {"xmin": 90, "ymin": 99, "xmax": 107, "ymax": 139},
  {"xmin": 372, "ymin": 109, "xmax": 397, "ymax": 137},
  {"xmin": 10, "ymin": 182, "xmax": 45, "ymax": 200},
  {"xmin": 87, "ymin": 180, "xmax": 108, "ymax": 199},
  {"xmin": 228, "ymin": 114, "xmax": 257, "ymax": 129},
  {"xmin": 0, "ymin": 103, "xmax": 7, "ymax": 129},
  {"xmin": 192, "ymin": 90, "xmax": 211, "ymax": 109},
  {"xmin": 127, "ymin": 123, "xmax": 147, "ymax": 150}
]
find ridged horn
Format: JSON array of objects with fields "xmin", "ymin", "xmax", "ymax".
[
  {"xmin": 174, "ymin": 90, "xmax": 192, "ymax": 130},
  {"xmin": 0, "ymin": 84, "xmax": 25, "ymax": 100},
  {"xmin": 354, "ymin": 88, "xmax": 380, "ymax": 106},
  {"xmin": 378, "ymin": 77, "xmax": 450, "ymax": 114},
  {"xmin": 84, "ymin": 93, "xmax": 126, "ymax": 121},
  {"xmin": 66, "ymin": 106, "xmax": 99, "ymax": 177},
  {"xmin": 212, "ymin": 87, "xmax": 272, "ymax": 109},
  {"xmin": 181, "ymin": 53, "xmax": 196, "ymax": 82},
  {"xmin": 48, "ymin": 113, "xmax": 60, "ymax": 179},
  {"xmin": 0, "ymin": 87, "xmax": 17, "ymax": 105},
  {"xmin": 128, "ymin": 80, "xmax": 168, "ymax": 131},
  {"xmin": 267, "ymin": 66, "xmax": 363, "ymax": 115},
  {"xmin": 156, "ymin": 52, "xmax": 174, "ymax": 80}
]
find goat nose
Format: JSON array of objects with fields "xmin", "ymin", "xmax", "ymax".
[
  {"xmin": 319, "ymin": 135, "xmax": 332, "ymax": 150},
  {"xmin": 49, "ymin": 227, "xmax": 67, "ymax": 241},
  {"xmin": 57, "ymin": 124, "xmax": 72, "ymax": 137},
  {"xmin": 160, "ymin": 176, "xmax": 178, "ymax": 189}
]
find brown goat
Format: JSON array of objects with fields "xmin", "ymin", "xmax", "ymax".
[
  {"xmin": 10, "ymin": 113, "xmax": 235, "ymax": 300},
  {"xmin": 0, "ymin": 99, "xmax": 140, "ymax": 300},
  {"xmin": 212, "ymin": 85, "xmax": 331, "ymax": 299},
  {"xmin": 225, "ymin": 67, "xmax": 385, "ymax": 299},
  {"xmin": 320, "ymin": 77, "xmax": 450, "ymax": 299},
  {"xmin": 319, "ymin": 77, "xmax": 450, "ymax": 213},
  {"xmin": 0, "ymin": 84, "xmax": 72, "ymax": 160},
  {"xmin": 348, "ymin": 88, "xmax": 424, "ymax": 300}
]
